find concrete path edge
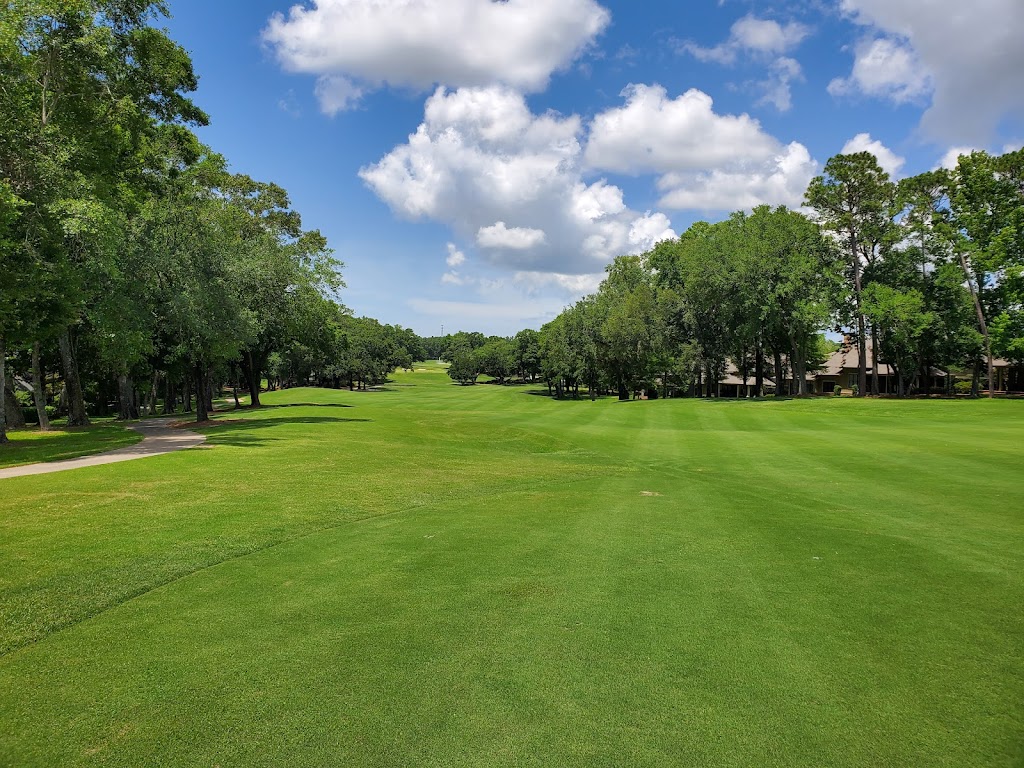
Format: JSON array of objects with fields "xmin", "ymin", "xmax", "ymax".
[{"xmin": 0, "ymin": 418, "xmax": 206, "ymax": 480}]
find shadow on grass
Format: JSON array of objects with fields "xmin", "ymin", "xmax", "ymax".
[
  {"xmin": 523, "ymin": 389, "xmax": 617, "ymax": 401},
  {"xmin": 202, "ymin": 415, "xmax": 372, "ymax": 449},
  {"xmin": 241, "ymin": 402, "xmax": 355, "ymax": 410}
]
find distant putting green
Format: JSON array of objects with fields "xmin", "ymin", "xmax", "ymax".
[{"xmin": 1, "ymin": 365, "xmax": 1022, "ymax": 766}]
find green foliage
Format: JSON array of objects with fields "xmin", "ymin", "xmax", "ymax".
[
  {"xmin": 513, "ymin": 328, "xmax": 541, "ymax": 381},
  {"xmin": 474, "ymin": 338, "xmax": 515, "ymax": 383},
  {"xmin": 446, "ymin": 344, "xmax": 479, "ymax": 385}
]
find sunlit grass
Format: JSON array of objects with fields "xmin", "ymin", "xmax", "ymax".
[{"xmin": 0, "ymin": 367, "xmax": 1021, "ymax": 766}]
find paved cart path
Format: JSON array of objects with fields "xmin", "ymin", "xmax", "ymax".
[{"xmin": 0, "ymin": 419, "xmax": 206, "ymax": 480}]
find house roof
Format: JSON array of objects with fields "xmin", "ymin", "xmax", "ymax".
[
  {"xmin": 818, "ymin": 343, "xmax": 946, "ymax": 378},
  {"xmin": 719, "ymin": 372, "xmax": 776, "ymax": 387},
  {"xmin": 820, "ymin": 344, "xmax": 894, "ymax": 376}
]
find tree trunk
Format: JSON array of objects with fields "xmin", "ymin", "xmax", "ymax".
[
  {"xmin": 145, "ymin": 371, "xmax": 159, "ymax": 416},
  {"xmin": 205, "ymin": 370, "xmax": 215, "ymax": 415},
  {"xmin": 852, "ymin": 240, "xmax": 868, "ymax": 397},
  {"xmin": 184, "ymin": 375, "xmax": 193, "ymax": 413},
  {"xmin": 195, "ymin": 364, "xmax": 208, "ymax": 422},
  {"xmin": 31, "ymin": 341, "xmax": 50, "ymax": 430},
  {"xmin": 870, "ymin": 327, "xmax": 880, "ymax": 396},
  {"xmin": 740, "ymin": 348, "xmax": 749, "ymax": 397},
  {"xmin": 773, "ymin": 350, "xmax": 784, "ymax": 397},
  {"xmin": 163, "ymin": 376, "xmax": 175, "ymax": 415},
  {"xmin": 241, "ymin": 351, "xmax": 262, "ymax": 408},
  {"xmin": 4, "ymin": 363, "xmax": 26, "ymax": 429},
  {"xmin": 791, "ymin": 342, "xmax": 807, "ymax": 396},
  {"xmin": 0, "ymin": 335, "xmax": 7, "ymax": 443},
  {"xmin": 958, "ymin": 250, "xmax": 994, "ymax": 398},
  {"xmin": 617, "ymin": 377, "xmax": 629, "ymax": 401},
  {"xmin": 755, "ymin": 339, "xmax": 764, "ymax": 397},
  {"xmin": 117, "ymin": 373, "xmax": 138, "ymax": 420},
  {"xmin": 58, "ymin": 328, "xmax": 90, "ymax": 426}
]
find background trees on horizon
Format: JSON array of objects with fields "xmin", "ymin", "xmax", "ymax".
[{"xmin": 442, "ymin": 147, "xmax": 1023, "ymax": 401}]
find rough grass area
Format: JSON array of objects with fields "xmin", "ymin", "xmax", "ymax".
[
  {"xmin": 0, "ymin": 422, "xmax": 143, "ymax": 469},
  {"xmin": 0, "ymin": 364, "xmax": 1022, "ymax": 767}
]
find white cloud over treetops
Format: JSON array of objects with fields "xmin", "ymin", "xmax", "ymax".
[
  {"xmin": 841, "ymin": 133, "xmax": 905, "ymax": 178},
  {"xmin": 830, "ymin": 0, "xmax": 1024, "ymax": 142},
  {"xmin": 362, "ymin": 84, "xmax": 821, "ymax": 281},
  {"xmin": 263, "ymin": 0, "xmax": 610, "ymax": 114},
  {"xmin": 359, "ymin": 86, "xmax": 676, "ymax": 277},
  {"xmin": 585, "ymin": 84, "xmax": 818, "ymax": 211}
]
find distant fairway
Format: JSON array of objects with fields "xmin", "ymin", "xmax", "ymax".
[{"xmin": 1, "ymin": 364, "xmax": 1022, "ymax": 767}]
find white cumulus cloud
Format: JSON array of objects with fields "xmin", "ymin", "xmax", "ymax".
[
  {"xmin": 936, "ymin": 146, "xmax": 980, "ymax": 170},
  {"xmin": 263, "ymin": 0, "xmax": 610, "ymax": 113},
  {"xmin": 841, "ymin": 133, "xmax": 905, "ymax": 178},
  {"xmin": 681, "ymin": 15, "xmax": 810, "ymax": 112},
  {"xmin": 756, "ymin": 56, "xmax": 804, "ymax": 112},
  {"xmin": 586, "ymin": 84, "xmax": 818, "ymax": 211},
  {"xmin": 831, "ymin": 0, "xmax": 1024, "ymax": 142},
  {"xmin": 827, "ymin": 37, "xmax": 930, "ymax": 105},
  {"xmin": 359, "ymin": 86, "xmax": 677, "ymax": 276},
  {"xmin": 445, "ymin": 243, "xmax": 466, "ymax": 268},
  {"xmin": 586, "ymin": 85, "xmax": 779, "ymax": 173},
  {"xmin": 656, "ymin": 143, "xmax": 817, "ymax": 212},
  {"xmin": 683, "ymin": 15, "xmax": 810, "ymax": 64},
  {"xmin": 477, "ymin": 222, "xmax": 547, "ymax": 250}
]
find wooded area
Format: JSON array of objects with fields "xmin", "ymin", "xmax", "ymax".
[{"xmin": 0, "ymin": 2, "xmax": 424, "ymax": 443}]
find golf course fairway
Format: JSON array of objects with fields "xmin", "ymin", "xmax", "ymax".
[{"xmin": 1, "ymin": 365, "xmax": 1022, "ymax": 767}]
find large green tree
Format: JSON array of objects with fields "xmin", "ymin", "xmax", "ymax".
[
  {"xmin": 806, "ymin": 152, "xmax": 896, "ymax": 396},
  {"xmin": 0, "ymin": 0, "xmax": 206, "ymax": 424}
]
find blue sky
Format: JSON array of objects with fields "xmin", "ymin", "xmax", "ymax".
[{"xmin": 163, "ymin": 0, "xmax": 1024, "ymax": 336}]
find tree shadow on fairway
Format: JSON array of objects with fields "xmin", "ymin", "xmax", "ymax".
[
  {"xmin": 200, "ymin": 415, "xmax": 372, "ymax": 449},
  {"xmin": 244, "ymin": 402, "xmax": 356, "ymax": 410},
  {"xmin": 523, "ymin": 389, "xmax": 615, "ymax": 401}
]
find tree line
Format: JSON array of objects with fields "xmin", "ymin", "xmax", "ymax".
[
  {"xmin": 445, "ymin": 148, "xmax": 1024, "ymax": 400},
  {"xmin": 0, "ymin": 1, "xmax": 419, "ymax": 443}
]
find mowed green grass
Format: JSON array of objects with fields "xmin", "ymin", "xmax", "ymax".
[{"xmin": 1, "ymin": 365, "xmax": 1022, "ymax": 767}]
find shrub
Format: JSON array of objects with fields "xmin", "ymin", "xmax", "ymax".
[
  {"xmin": 954, "ymin": 380, "xmax": 973, "ymax": 395},
  {"xmin": 20, "ymin": 404, "xmax": 57, "ymax": 425}
]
